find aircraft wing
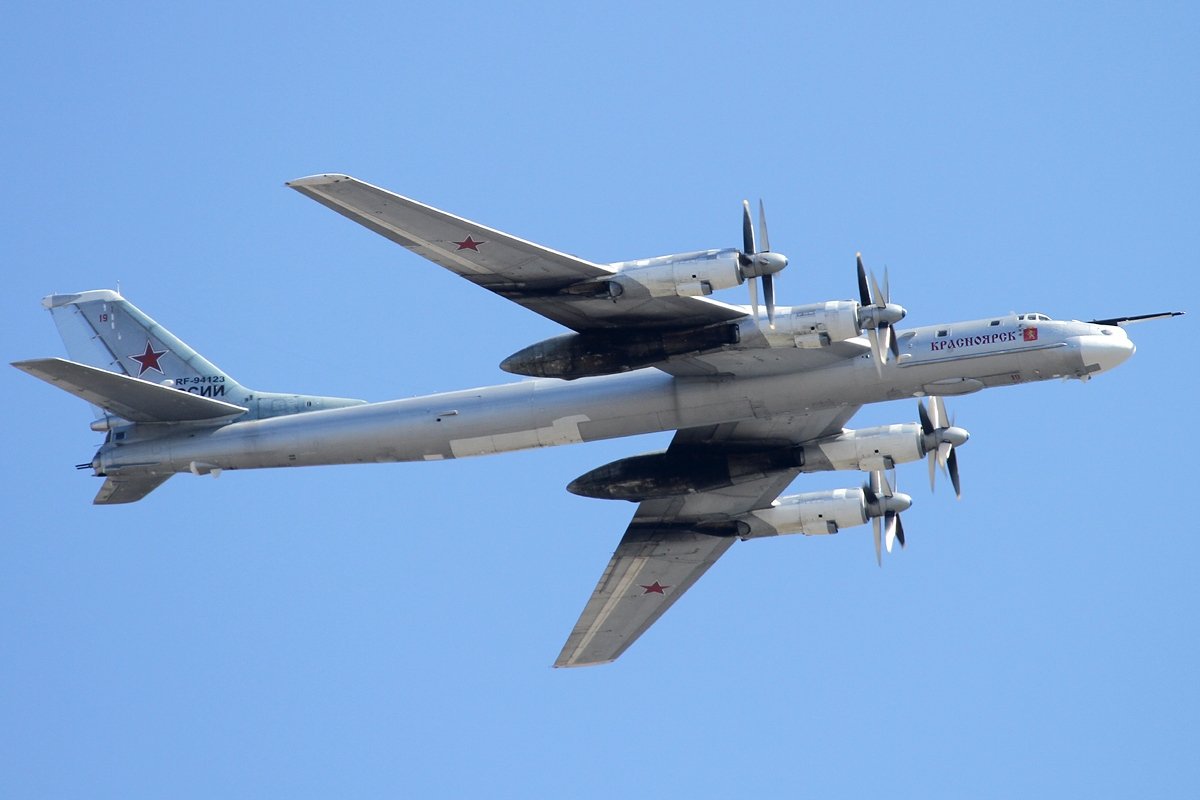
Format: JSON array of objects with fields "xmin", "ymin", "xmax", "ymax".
[
  {"xmin": 555, "ymin": 404, "xmax": 859, "ymax": 667},
  {"xmin": 287, "ymin": 174, "xmax": 746, "ymax": 332}
]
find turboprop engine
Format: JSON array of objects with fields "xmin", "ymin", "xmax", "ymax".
[
  {"xmin": 604, "ymin": 250, "xmax": 745, "ymax": 299},
  {"xmin": 754, "ymin": 301, "xmax": 863, "ymax": 348},
  {"xmin": 801, "ymin": 398, "xmax": 970, "ymax": 484},
  {"xmin": 749, "ymin": 471, "xmax": 913, "ymax": 566},
  {"xmin": 563, "ymin": 199, "xmax": 789, "ymax": 320},
  {"xmin": 800, "ymin": 424, "xmax": 927, "ymax": 472}
]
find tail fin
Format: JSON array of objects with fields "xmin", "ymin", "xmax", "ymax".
[{"xmin": 43, "ymin": 290, "xmax": 248, "ymax": 415}]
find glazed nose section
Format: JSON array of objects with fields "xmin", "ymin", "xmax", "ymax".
[{"xmin": 1076, "ymin": 329, "xmax": 1135, "ymax": 374}]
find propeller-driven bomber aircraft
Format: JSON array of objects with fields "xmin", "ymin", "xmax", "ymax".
[{"xmin": 14, "ymin": 175, "xmax": 1182, "ymax": 667}]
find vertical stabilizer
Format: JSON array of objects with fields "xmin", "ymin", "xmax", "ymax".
[{"xmin": 43, "ymin": 290, "xmax": 249, "ymax": 416}]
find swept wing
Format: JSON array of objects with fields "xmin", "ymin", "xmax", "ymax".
[
  {"xmin": 556, "ymin": 405, "xmax": 859, "ymax": 666},
  {"xmin": 287, "ymin": 174, "xmax": 747, "ymax": 331}
]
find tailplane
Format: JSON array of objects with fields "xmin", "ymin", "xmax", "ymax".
[{"xmin": 12, "ymin": 358, "xmax": 247, "ymax": 423}]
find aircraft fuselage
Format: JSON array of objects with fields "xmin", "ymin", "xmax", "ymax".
[{"xmin": 95, "ymin": 315, "xmax": 1133, "ymax": 479}]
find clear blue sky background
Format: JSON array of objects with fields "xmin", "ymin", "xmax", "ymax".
[{"xmin": 2, "ymin": 2, "xmax": 1197, "ymax": 797}]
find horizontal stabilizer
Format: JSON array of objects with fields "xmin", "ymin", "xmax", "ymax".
[
  {"xmin": 94, "ymin": 474, "xmax": 172, "ymax": 505},
  {"xmin": 12, "ymin": 358, "xmax": 247, "ymax": 423}
]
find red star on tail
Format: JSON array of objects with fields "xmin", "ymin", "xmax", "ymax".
[
  {"xmin": 129, "ymin": 341, "xmax": 167, "ymax": 376},
  {"xmin": 640, "ymin": 581, "xmax": 670, "ymax": 595}
]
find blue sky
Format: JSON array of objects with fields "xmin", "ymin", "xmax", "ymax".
[{"xmin": 2, "ymin": 2, "xmax": 1197, "ymax": 797}]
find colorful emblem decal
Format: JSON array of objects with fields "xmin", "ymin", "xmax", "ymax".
[
  {"xmin": 1023, "ymin": 327, "xmax": 1039, "ymax": 342},
  {"xmin": 129, "ymin": 341, "xmax": 167, "ymax": 376},
  {"xmin": 640, "ymin": 581, "xmax": 670, "ymax": 595},
  {"xmin": 453, "ymin": 235, "xmax": 484, "ymax": 251}
]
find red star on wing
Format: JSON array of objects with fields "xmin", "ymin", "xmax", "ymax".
[
  {"xmin": 129, "ymin": 340, "xmax": 168, "ymax": 376},
  {"xmin": 640, "ymin": 581, "xmax": 670, "ymax": 595},
  {"xmin": 453, "ymin": 235, "xmax": 484, "ymax": 251}
]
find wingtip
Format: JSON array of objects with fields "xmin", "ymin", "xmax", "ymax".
[
  {"xmin": 552, "ymin": 657, "xmax": 616, "ymax": 669},
  {"xmin": 285, "ymin": 173, "xmax": 354, "ymax": 189}
]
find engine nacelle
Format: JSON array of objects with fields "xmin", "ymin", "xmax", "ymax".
[
  {"xmin": 801, "ymin": 424, "xmax": 925, "ymax": 472},
  {"xmin": 749, "ymin": 488, "xmax": 868, "ymax": 537},
  {"xmin": 568, "ymin": 444, "xmax": 804, "ymax": 501},
  {"xmin": 759, "ymin": 301, "xmax": 862, "ymax": 348},
  {"xmin": 609, "ymin": 249, "xmax": 743, "ymax": 298},
  {"xmin": 501, "ymin": 323, "xmax": 740, "ymax": 379}
]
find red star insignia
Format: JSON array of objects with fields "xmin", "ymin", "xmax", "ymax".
[
  {"xmin": 640, "ymin": 581, "xmax": 670, "ymax": 595},
  {"xmin": 1023, "ymin": 327, "xmax": 1039, "ymax": 342},
  {"xmin": 128, "ymin": 341, "xmax": 168, "ymax": 376},
  {"xmin": 453, "ymin": 235, "xmax": 484, "ymax": 251}
]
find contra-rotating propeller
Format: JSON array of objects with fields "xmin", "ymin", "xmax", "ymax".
[
  {"xmin": 863, "ymin": 470, "xmax": 913, "ymax": 566},
  {"xmin": 739, "ymin": 200, "xmax": 788, "ymax": 328},
  {"xmin": 856, "ymin": 254, "xmax": 907, "ymax": 378},
  {"xmin": 917, "ymin": 396, "xmax": 970, "ymax": 498}
]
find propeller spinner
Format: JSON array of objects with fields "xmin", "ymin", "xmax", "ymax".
[{"xmin": 739, "ymin": 200, "xmax": 788, "ymax": 328}]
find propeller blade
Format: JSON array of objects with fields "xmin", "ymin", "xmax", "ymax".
[
  {"xmin": 933, "ymin": 396, "xmax": 948, "ymax": 431},
  {"xmin": 887, "ymin": 322, "xmax": 900, "ymax": 358},
  {"xmin": 882, "ymin": 266, "xmax": 891, "ymax": 305},
  {"xmin": 742, "ymin": 200, "xmax": 756, "ymax": 256},
  {"xmin": 918, "ymin": 398, "xmax": 934, "ymax": 436},
  {"xmin": 758, "ymin": 199, "xmax": 770, "ymax": 252},
  {"xmin": 947, "ymin": 447, "xmax": 962, "ymax": 498},
  {"xmin": 937, "ymin": 441, "xmax": 952, "ymax": 469},
  {"xmin": 873, "ymin": 517, "xmax": 882, "ymax": 567},
  {"xmin": 885, "ymin": 511, "xmax": 897, "ymax": 553},
  {"xmin": 857, "ymin": 254, "xmax": 871, "ymax": 307},
  {"xmin": 928, "ymin": 451, "xmax": 938, "ymax": 492},
  {"xmin": 863, "ymin": 480, "xmax": 878, "ymax": 506},
  {"xmin": 764, "ymin": 274, "xmax": 776, "ymax": 329},
  {"xmin": 868, "ymin": 328, "xmax": 884, "ymax": 378},
  {"xmin": 748, "ymin": 274, "xmax": 760, "ymax": 321},
  {"xmin": 869, "ymin": 270, "xmax": 886, "ymax": 309},
  {"xmin": 895, "ymin": 513, "xmax": 906, "ymax": 549}
]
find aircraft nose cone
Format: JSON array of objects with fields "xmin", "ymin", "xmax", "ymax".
[{"xmin": 1076, "ymin": 331, "xmax": 1135, "ymax": 374}]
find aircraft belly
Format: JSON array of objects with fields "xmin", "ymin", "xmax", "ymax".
[{"xmin": 447, "ymin": 414, "xmax": 591, "ymax": 458}]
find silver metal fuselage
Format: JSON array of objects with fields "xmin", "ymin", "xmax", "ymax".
[{"xmin": 97, "ymin": 316, "xmax": 1134, "ymax": 478}]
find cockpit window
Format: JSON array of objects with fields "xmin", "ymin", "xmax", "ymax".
[{"xmin": 1021, "ymin": 312, "xmax": 1052, "ymax": 321}]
